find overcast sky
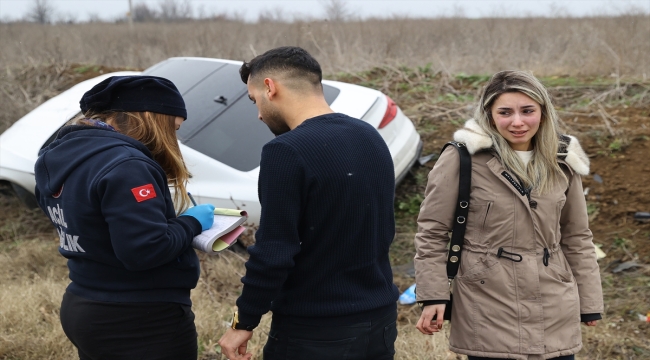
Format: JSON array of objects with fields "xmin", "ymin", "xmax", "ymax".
[{"xmin": 1, "ymin": 0, "xmax": 648, "ymax": 22}]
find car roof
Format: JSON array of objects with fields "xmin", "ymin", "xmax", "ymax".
[
  {"xmin": 144, "ymin": 57, "xmax": 382, "ymax": 124},
  {"xmin": 142, "ymin": 57, "xmax": 380, "ymax": 172},
  {"xmin": 1, "ymin": 57, "xmax": 383, "ymax": 174}
]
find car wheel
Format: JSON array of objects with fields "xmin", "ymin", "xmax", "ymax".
[
  {"xmin": 229, "ymin": 241, "xmax": 249, "ymax": 255},
  {"xmin": 10, "ymin": 183, "xmax": 39, "ymax": 209}
]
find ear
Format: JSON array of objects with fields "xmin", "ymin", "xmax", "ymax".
[{"xmin": 264, "ymin": 78, "xmax": 277, "ymax": 100}]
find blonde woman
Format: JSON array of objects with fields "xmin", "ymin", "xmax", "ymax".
[
  {"xmin": 34, "ymin": 76, "xmax": 215, "ymax": 359},
  {"xmin": 414, "ymin": 71, "xmax": 603, "ymax": 360}
]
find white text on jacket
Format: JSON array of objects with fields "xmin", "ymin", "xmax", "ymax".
[{"xmin": 47, "ymin": 204, "xmax": 85, "ymax": 253}]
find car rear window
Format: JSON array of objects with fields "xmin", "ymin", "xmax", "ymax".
[{"xmin": 177, "ymin": 63, "xmax": 247, "ymax": 139}]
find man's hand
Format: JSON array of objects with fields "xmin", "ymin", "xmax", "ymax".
[
  {"xmin": 416, "ymin": 304, "xmax": 446, "ymax": 335},
  {"xmin": 218, "ymin": 328, "xmax": 254, "ymax": 360},
  {"xmin": 584, "ymin": 320, "xmax": 598, "ymax": 326}
]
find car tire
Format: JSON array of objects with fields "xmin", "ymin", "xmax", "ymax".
[
  {"xmin": 10, "ymin": 183, "xmax": 39, "ymax": 209},
  {"xmin": 229, "ymin": 241, "xmax": 249, "ymax": 255}
]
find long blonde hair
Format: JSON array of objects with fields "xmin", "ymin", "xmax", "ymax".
[
  {"xmin": 474, "ymin": 70, "xmax": 567, "ymax": 194},
  {"xmin": 76, "ymin": 111, "xmax": 191, "ymax": 214}
]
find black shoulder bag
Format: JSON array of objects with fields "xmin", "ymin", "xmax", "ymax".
[{"xmin": 433, "ymin": 141, "xmax": 472, "ymax": 321}]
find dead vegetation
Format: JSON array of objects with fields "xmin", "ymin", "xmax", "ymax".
[
  {"xmin": 1, "ymin": 15, "xmax": 649, "ymax": 76},
  {"xmin": 1, "ymin": 15, "xmax": 649, "ymax": 359},
  {"xmin": 0, "ymin": 63, "xmax": 134, "ymax": 132}
]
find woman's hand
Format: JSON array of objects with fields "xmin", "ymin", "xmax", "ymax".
[
  {"xmin": 180, "ymin": 204, "xmax": 215, "ymax": 231},
  {"xmin": 584, "ymin": 320, "xmax": 598, "ymax": 326},
  {"xmin": 416, "ymin": 304, "xmax": 446, "ymax": 335}
]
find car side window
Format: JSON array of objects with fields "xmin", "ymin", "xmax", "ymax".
[
  {"xmin": 182, "ymin": 84, "xmax": 341, "ymax": 172},
  {"xmin": 142, "ymin": 59, "xmax": 226, "ymax": 94},
  {"xmin": 183, "ymin": 93, "xmax": 273, "ymax": 172}
]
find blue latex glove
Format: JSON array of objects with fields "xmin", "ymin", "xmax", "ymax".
[{"xmin": 180, "ymin": 204, "xmax": 215, "ymax": 231}]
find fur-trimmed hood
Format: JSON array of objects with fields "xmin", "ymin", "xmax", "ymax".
[{"xmin": 453, "ymin": 119, "xmax": 590, "ymax": 175}]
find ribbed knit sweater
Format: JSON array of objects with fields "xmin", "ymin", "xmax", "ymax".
[{"xmin": 236, "ymin": 113, "xmax": 399, "ymax": 327}]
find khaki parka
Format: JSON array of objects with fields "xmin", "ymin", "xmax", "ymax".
[{"xmin": 414, "ymin": 120, "xmax": 604, "ymax": 360}]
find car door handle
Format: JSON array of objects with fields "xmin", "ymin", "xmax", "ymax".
[{"xmin": 214, "ymin": 95, "xmax": 227, "ymax": 105}]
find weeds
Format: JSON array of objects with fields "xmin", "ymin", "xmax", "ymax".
[
  {"xmin": 609, "ymin": 139, "xmax": 624, "ymax": 152},
  {"xmin": 397, "ymin": 193, "xmax": 424, "ymax": 216},
  {"xmin": 614, "ymin": 237, "xmax": 629, "ymax": 248}
]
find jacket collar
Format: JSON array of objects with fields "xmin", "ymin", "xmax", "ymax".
[{"xmin": 453, "ymin": 119, "xmax": 590, "ymax": 175}]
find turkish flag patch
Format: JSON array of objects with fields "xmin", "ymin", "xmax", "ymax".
[{"xmin": 131, "ymin": 184, "xmax": 157, "ymax": 202}]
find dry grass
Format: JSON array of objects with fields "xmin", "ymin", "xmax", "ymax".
[
  {"xmin": 1, "ymin": 15, "xmax": 649, "ymax": 77},
  {"xmin": 2, "ymin": 191, "xmax": 648, "ymax": 359},
  {"xmin": 1, "ymin": 17, "xmax": 649, "ymax": 357},
  {"xmin": 0, "ymin": 192, "xmax": 75, "ymax": 359},
  {"xmin": 0, "ymin": 63, "xmax": 135, "ymax": 133},
  {"xmin": 0, "ymin": 191, "xmax": 454, "ymax": 360}
]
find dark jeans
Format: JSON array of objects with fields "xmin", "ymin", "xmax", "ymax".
[
  {"xmin": 468, "ymin": 356, "xmax": 574, "ymax": 360},
  {"xmin": 263, "ymin": 307, "xmax": 398, "ymax": 360},
  {"xmin": 60, "ymin": 291, "xmax": 197, "ymax": 360}
]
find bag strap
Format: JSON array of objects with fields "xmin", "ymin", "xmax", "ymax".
[{"xmin": 439, "ymin": 141, "xmax": 472, "ymax": 280}]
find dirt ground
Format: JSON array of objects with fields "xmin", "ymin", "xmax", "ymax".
[
  {"xmin": 581, "ymin": 109, "xmax": 650, "ymax": 263},
  {"xmin": 343, "ymin": 69, "xmax": 650, "ymax": 358},
  {"xmin": 383, "ymin": 71, "xmax": 650, "ymax": 266}
]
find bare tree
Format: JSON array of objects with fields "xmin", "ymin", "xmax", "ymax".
[
  {"xmin": 26, "ymin": 0, "xmax": 55, "ymax": 24},
  {"xmin": 320, "ymin": 0, "xmax": 350, "ymax": 22},
  {"xmin": 87, "ymin": 12, "xmax": 102, "ymax": 23},
  {"xmin": 56, "ymin": 12, "xmax": 76, "ymax": 24},
  {"xmin": 258, "ymin": 7, "xmax": 287, "ymax": 23},
  {"xmin": 159, "ymin": 0, "xmax": 193, "ymax": 21},
  {"xmin": 133, "ymin": 3, "xmax": 158, "ymax": 22}
]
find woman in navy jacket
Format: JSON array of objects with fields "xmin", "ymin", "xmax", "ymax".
[{"xmin": 34, "ymin": 76, "xmax": 214, "ymax": 360}]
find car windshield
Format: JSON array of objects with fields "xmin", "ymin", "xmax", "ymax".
[{"xmin": 143, "ymin": 58, "xmax": 340, "ymax": 172}]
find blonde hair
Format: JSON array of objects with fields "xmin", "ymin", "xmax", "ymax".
[
  {"xmin": 76, "ymin": 111, "xmax": 191, "ymax": 214},
  {"xmin": 474, "ymin": 70, "xmax": 567, "ymax": 194}
]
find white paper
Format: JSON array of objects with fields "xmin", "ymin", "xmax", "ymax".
[{"xmin": 192, "ymin": 214, "xmax": 247, "ymax": 253}]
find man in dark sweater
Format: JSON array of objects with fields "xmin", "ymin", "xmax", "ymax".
[{"xmin": 218, "ymin": 46, "xmax": 399, "ymax": 360}]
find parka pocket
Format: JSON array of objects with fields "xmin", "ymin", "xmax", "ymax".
[
  {"xmin": 455, "ymin": 254, "xmax": 499, "ymax": 282},
  {"xmin": 467, "ymin": 201, "xmax": 493, "ymax": 243},
  {"xmin": 539, "ymin": 260, "xmax": 581, "ymax": 352},
  {"xmin": 554, "ymin": 199, "xmax": 566, "ymax": 240},
  {"xmin": 543, "ymin": 263, "xmax": 575, "ymax": 284},
  {"xmin": 481, "ymin": 201, "xmax": 492, "ymax": 231},
  {"xmin": 451, "ymin": 257, "xmax": 520, "ymax": 354}
]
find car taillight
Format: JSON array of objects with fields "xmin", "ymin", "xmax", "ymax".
[{"xmin": 378, "ymin": 95, "xmax": 398, "ymax": 129}]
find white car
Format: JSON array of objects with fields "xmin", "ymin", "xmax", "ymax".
[{"xmin": 0, "ymin": 57, "xmax": 422, "ymax": 225}]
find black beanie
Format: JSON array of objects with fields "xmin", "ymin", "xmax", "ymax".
[{"xmin": 80, "ymin": 75, "xmax": 187, "ymax": 119}]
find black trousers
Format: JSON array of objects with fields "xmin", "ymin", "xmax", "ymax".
[
  {"xmin": 262, "ymin": 307, "xmax": 398, "ymax": 360},
  {"xmin": 468, "ymin": 355, "xmax": 574, "ymax": 360},
  {"xmin": 60, "ymin": 291, "xmax": 197, "ymax": 360}
]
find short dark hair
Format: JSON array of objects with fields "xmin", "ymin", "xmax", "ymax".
[{"xmin": 239, "ymin": 46, "xmax": 322, "ymax": 90}]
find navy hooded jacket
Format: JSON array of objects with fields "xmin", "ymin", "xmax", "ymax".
[{"xmin": 34, "ymin": 125, "xmax": 202, "ymax": 305}]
